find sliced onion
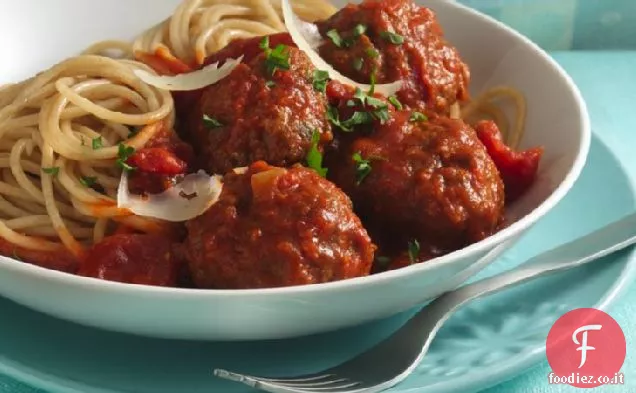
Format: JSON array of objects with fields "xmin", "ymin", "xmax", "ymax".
[
  {"xmin": 117, "ymin": 170, "xmax": 223, "ymax": 222},
  {"xmin": 281, "ymin": 0, "xmax": 402, "ymax": 97},
  {"xmin": 133, "ymin": 56, "xmax": 243, "ymax": 91}
]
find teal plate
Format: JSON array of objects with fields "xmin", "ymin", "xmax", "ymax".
[{"xmin": 0, "ymin": 134, "xmax": 634, "ymax": 393}]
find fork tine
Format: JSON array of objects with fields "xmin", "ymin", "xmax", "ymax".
[
  {"xmin": 256, "ymin": 374, "xmax": 334, "ymax": 383},
  {"xmin": 255, "ymin": 377, "xmax": 361, "ymax": 391},
  {"xmin": 293, "ymin": 381, "xmax": 361, "ymax": 391},
  {"xmin": 264, "ymin": 378, "xmax": 349, "ymax": 388}
]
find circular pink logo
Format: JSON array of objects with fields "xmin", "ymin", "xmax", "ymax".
[{"xmin": 546, "ymin": 308, "xmax": 626, "ymax": 388}]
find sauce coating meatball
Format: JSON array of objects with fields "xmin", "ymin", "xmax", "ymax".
[
  {"xmin": 184, "ymin": 162, "xmax": 375, "ymax": 289},
  {"xmin": 317, "ymin": 0, "xmax": 469, "ymax": 114},
  {"xmin": 188, "ymin": 42, "xmax": 332, "ymax": 174},
  {"xmin": 327, "ymin": 113, "xmax": 504, "ymax": 263}
]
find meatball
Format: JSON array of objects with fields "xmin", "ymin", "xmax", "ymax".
[
  {"xmin": 327, "ymin": 113, "xmax": 504, "ymax": 262},
  {"xmin": 78, "ymin": 234, "xmax": 182, "ymax": 287},
  {"xmin": 317, "ymin": 0, "xmax": 470, "ymax": 114},
  {"xmin": 187, "ymin": 41, "xmax": 332, "ymax": 174},
  {"xmin": 184, "ymin": 162, "xmax": 375, "ymax": 289}
]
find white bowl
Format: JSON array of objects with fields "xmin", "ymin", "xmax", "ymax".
[{"xmin": 0, "ymin": 0, "xmax": 590, "ymax": 340}]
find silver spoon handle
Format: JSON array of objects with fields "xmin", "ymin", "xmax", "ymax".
[{"xmin": 405, "ymin": 212, "xmax": 636, "ymax": 342}]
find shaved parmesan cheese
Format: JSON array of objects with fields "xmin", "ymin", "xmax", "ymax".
[
  {"xmin": 281, "ymin": 0, "xmax": 402, "ymax": 97},
  {"xmin": 117, "ymin": 170, "xmax": 223, "ymax": 222},
  {"xmin": 296, "ymin": 19, "xmax": 324, "ymax": 49},
  {"xmin": 232, "ymin": 167, "xmax": 248, "ymax": 175},
  {"xmin": 134, "ymin": 56, "xmax": 243, "ymax": 91}
]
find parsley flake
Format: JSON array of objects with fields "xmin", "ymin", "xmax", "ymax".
[
  {"xmin": 80, "ymin": 176, "xmax": 98, "ymax": 188},
  {"xmin": 326, "ymin": 29, "xmax": 345, "ymax": 48},
  {"xmin": 92, "ymin": 137, "xmax": 103, "ymax": 150},
  {"xmin": 265, "ymin": 80, "xmax": 276, "ymax": 88},
  {"xmin": 341, "ymin": 111, "xmax": 374, "ymax": 129},
  {"xmin": 380, "ymin": 31, "xmax": 405, "ymax": 45},
  {"xmin": 259, "ymin": 36, "xmax": 270, "ymax": 50},
  {"xmin": 260, "ymin": 37, "xmax": 290, "ymax": 77},
  {"xmin": 372, "ymin": 107, "xmax": 390, "ymax": 124},
  {"xmin": 203, "ymin": 114, "xmax": 223, "ymax": 129},
  {"xmin": 410, "ymin": 111, "xmax": 428, "ymax": 122},
  {"xmin": 43, "ymin": 167, "xmax": 60, "ymax": 177},
  {"xmin": 327, "ymin": 107, "xmax": 373, "ymax": 132},
  {"xmin": 365, "ymin": 96, "xmax": 385, "ymax": 108},
  {"xmin": 408, "ymin": 239, "xmax": 421, "ymax": 263},
  {"xmin": 368, "ymin": 71, "xmax": 377, "ymax": 95},
  {"xmin": 312, "ymin": 70, "xmax": 329, "ymax": 93},
  {"xmin": 353, "ymin": 57, "xmax": 364, "ymax": 72},
  {"xmin": 352, "ymin": 152, "xmax": 372, "ymax": 185},
  {"xmin": 116, "ymin": 143, "xmax": 136, "ymax": 173},
  {"xmin": 306, "ymin": 130, "xmax": 328, "ymax": 177},
  {"xmin": 388, "ymin": 96, "xmax": 403, "ymax": 110},
  {"xmin": 365, "ymin": 47, "xmax": 379, "ymax": 59},
  {"xmin": 352, "ymin": 24, "xmax": 367, "ymax": 38}
]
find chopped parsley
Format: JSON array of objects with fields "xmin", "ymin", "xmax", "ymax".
[
  {"xmin": 116, "ymin": 143, "xmax": 136, "ymax": 172},
  {"xmin": 203, "ymin": 114, "xmax": 223, "ymax": 129},
  {"xmin": 341, "ymin": 111, "xmax": 374, "ymax": 129},
  {"xmin": 408, "ymin": 239, "xmax": 421, "ymax": 263},
  {"xmin": 352, "ymin": 24, "xmax": 367, "ymax": 38},
  {"xmin": 410, "ymin": 111, "xmax": 428, "ymax": 122},
  {"xmin": 42, "ymin": 167, "xmax": 60, "ymax": 177},
  {"xmin": 312, "ymin": 70, "xmax": 329, "ymax": 93},
  {"xmin": 260, "ymin": 36, "xmax": 290, "ymax": 77},
  {"xmin": 265, "ymin": 80, "xmax": 276, "ymax": 88},
  {"xmin": 353, "ymin": 88, "xmax": 366, "ymax": 102},
  {"xmin": 365, "ymin": 47, "xmax": 379, "ymax": 59},
  {"xmin": 352, "ymin": 152, "xmax": 372, "ymax": 185},
  {"xmin": 80, "ymin": 176, "xmax": 98, "ymax": 188},
  {"xmin": 327, "ymin": 25, "xmax": 367, "ymax": 49},
  {"xmin": 380, "ymin": 31, "xmax": 405, "ymax": 45},
  {"xmin": 354, "ymin": 88, "xmax": 390, "ymax": 124},
  {"xmin": 328, "ymin": 85, "xmax": 391, "ymax": 131},
  {"xmin": 365, "ymin": 96, "xmax": 385, "ymax": 108},
  {"xmin": 92, "ymin": 137, "xmax": 103, "ymax": 150},
  {"xmin": 368, "ymin": 71, "xmax": 377, "ymax": 95},
  {"xmin": 353, "ymin": 57, "xmax": 364, "ymax": 72},
  {"xmin": 326, "ymin": 29, "xmax": 345, "ymax": 48},
  {"xmin": 372, "ymin": 106, "xmax": 390, "ymax": 123},
  {"xmin": 327, "ymin": 106, "xmax": 372, "ymax": 132},
  {"xmin": 259, "ymin": 36, "xmax": 270, "ymax": 50},
  {"xmin": 388, "ymin": 96, "xmax": 403, "ymax": 110},
  {"xmin": 306, "ymin": 130, "xmax": 328, "ymax": 177}
]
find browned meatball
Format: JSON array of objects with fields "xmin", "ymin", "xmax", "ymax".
[
  {"xmin": 184, "ymin": 161, "xmax": 376, "ymax": 289},
  {"xmin": 316, "ymin": 0, "xmax": 470, "ymax": 114},
  {"xmin": 188, "ymin": 41, "xmax": 332, "ymax": 174},
  {"xmin": 327, "ymin": 112, "xmax": 504, "ymax": 263}
]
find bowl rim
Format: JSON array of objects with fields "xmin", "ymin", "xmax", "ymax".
[{"xmin": 0, "ymin": 0, "xmax": 592, "ymax": 298}]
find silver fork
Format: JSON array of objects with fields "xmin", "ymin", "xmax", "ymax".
[{"xmin": 214, "ymin": 211, "xmax": 636, "ymax": 393}]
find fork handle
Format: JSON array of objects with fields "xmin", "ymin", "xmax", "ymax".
[{"xmin": 404, "ymin": 212, "xmax": 636, "ymax": 346}]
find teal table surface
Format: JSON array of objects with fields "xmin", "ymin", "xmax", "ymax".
[{"xmin": 0, "ymin": 51, "xmax": 635, "ymax": 393}]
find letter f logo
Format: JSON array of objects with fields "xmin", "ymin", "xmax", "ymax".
[{"xmin": 572, "ymin": 324, "xmax": 603, "ymax": 368}]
